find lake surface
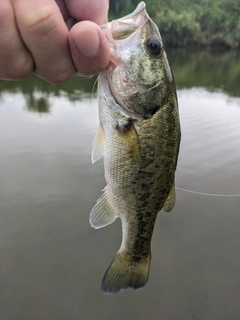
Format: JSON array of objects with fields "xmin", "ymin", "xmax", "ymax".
[{"xmin": 0, "ymin": 49, "xmax": 240, "ymax": 320}]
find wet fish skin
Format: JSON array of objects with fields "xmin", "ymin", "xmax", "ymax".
[{"xmin": 90, "ymin": 2, "xmax": 181, "ymax": 294}]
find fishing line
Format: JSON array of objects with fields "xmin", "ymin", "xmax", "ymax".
[
  {"xmin": 176, "ymin": 187, "xmax": 240, "ymax": 197},
  {"xmin": 91, "ymin": 76, "xmax": 99, "ymax": 99},
  {"xmin": 91, "ymin": 76, "xmax": 99, "ymax": 127}
]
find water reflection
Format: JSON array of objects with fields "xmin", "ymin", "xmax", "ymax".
[
  {"xmin": 0, "ymin": 75, "xmax": 98, "ymax": 113},
  {"xmin": 0, "ymin": 50, "xmax": 240, "ymax": 116},
  {"xmin": 25, "ymin": 94, "xmax": 50, "ymax": 114},
  {"xmin": 167, "ymin": 49, "xmax": 240, "ymax": 97}
]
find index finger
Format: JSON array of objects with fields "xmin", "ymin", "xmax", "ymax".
[{"xmin": 12, "ymin": 0, "xmax": 76, "ymax": 83}]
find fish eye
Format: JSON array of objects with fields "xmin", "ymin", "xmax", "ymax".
[{"xmin": 146, "ymin": 38, "xmax": 162, "ymax": 57}]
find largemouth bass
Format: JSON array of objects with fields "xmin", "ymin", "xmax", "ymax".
[{"xmin": 90, "ymin": 2, "xmax": 181, "ymax": 294}]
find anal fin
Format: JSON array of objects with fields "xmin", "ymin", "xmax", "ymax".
[{"xmin": 90, "ymin": 187, "xmax": 118, "ymax": 229}]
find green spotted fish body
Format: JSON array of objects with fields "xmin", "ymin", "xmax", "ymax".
[{"xmin": 90, "ymin": 2, "xmax": 181, "ymax": 294}]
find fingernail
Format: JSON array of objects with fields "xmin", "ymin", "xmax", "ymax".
[
  {"xmin": 76, "ymin": 28, "xmax": 100, "ymax": 57},
  {"xmin": 75, "ymin": 71, "xmax": 94, "ymax": 79}
]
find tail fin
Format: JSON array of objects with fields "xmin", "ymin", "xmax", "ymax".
[{"xmin": 101, "ymin": 251, "xmax": 151, "ymax": 295}]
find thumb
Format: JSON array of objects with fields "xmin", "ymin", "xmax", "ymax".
[{"xmin": 69, "ymin": 21, "xmax": 110, "ymax": 77}]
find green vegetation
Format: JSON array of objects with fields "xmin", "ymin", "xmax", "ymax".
[{"xmin": 109, "ymin": 0, "xmax": 240, "ymax": 49}]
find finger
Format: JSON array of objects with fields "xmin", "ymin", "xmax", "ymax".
[
  {"xmin": 66, "ymin": 0, "xmax": 109, "ymax": 24},
  {"xmin": 0, "ymin": 0, "xmax": 34, "ymax": 80},
  {"xmin": 55, "ymin": 0, "xmax": 69, "ymax": 20},
  {"xmin": 12, "ymin": 0, "xmax": 76, "ymax": 83},
  {"xmin": 69, "ymin": 21, "xmax": 110, "ymax": 77}
]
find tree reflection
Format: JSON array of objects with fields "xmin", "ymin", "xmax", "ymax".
[
  {"xmin": 167, "ymin": 49, "xmax": 240, "ymax": 98},
  {"xmin": 0, "ymin": 50, "xmax": 239, "ymax": 114},
  {"xmin": 0, "ymin": 75, "xmax": 98, "ymax": 114},
  {"xmin": 25, "ymin": 93, "xmax": 50, "ymax": 114}
]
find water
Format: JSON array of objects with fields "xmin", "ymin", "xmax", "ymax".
[{"xmin": 0, "ymin": 50, "xmax": 240, "ymax": 320}]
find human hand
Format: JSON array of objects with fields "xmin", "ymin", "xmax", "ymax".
[{"xmin": 0, "ymin": 0, "xmax": 110, "ymax": 83}]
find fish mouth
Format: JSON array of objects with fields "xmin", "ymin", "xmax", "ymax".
[{"xmin": 99, "ymin": 2, "xmax": 148, "ymax": 41}]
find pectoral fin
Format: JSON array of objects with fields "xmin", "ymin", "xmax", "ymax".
[
  {"xmin": 163, "ymin": 182, "xmax": 176, "ymax": 212},
  {"xmin": 90, "ymin": 187, "xmax": 118, "ymax": 229},
  {"xmin": 91, "ymin": 124, "xmax": 104, "ymax": 164}
]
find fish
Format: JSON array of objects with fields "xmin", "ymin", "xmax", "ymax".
[{"xmin": 90, "ymin": 2, "xmax": 181, "ymax": 294}]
